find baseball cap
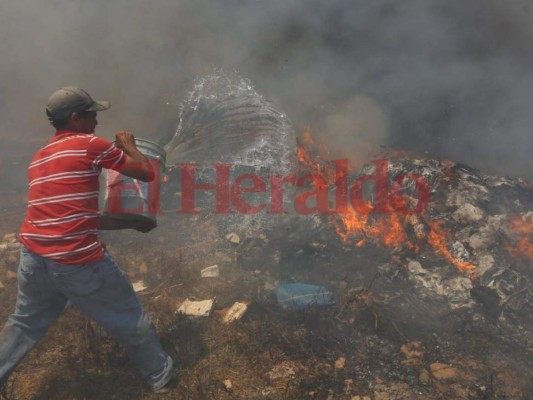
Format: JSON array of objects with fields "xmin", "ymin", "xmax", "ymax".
[{"xmin": 46, "ymin": 86, "xmax": 110, "ymax": 122}]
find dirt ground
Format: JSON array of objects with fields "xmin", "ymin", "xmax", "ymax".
[{"xmin": 1, "ymin": 201, "xmax": 532, "ymax": 400}]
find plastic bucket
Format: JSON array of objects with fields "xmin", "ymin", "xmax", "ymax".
[{"xmin": 103, "ymin": 138, "xmax": 166, "ymax": 227}]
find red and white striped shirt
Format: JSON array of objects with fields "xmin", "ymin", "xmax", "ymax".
[{"xmin": 19, "ymin": 130, "xmax": 126, "ymax": 265}]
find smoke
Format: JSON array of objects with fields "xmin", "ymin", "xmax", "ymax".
[{"xmin": 0, "ymin": 0, "xmax": 532, "ymax": 198}]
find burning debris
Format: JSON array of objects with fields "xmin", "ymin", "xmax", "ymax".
[{"xmin": 291, "ymin": 133, "xmax": 532, "ymax": 333}]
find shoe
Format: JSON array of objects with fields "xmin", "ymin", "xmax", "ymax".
[
  {"xmin": 150, "ymin": 356, "xmax": 178, "ymax": 393},
  {"xmin": 152, "ymin": 368, "xmax": 178, "ymax": 394}
]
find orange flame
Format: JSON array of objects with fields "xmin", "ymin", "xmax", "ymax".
[
  {"xmin": 426, "ymin": 220, "xmax": 476, "ymax": 271},
  {"xmin": 297, "ymin": 129, "xmax": 336, "ymax": 184},
  {"xmin": 297, "ymin": 129, "xmax": 477, "ymax": 272},
  {"xmin": 504, "ymin": 215, "xmax": 533, "ymax": 259}
]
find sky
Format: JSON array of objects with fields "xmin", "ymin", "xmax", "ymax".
[{"xmin": 1, "ymin": 0, "xmax": 532, "ymax": 195}]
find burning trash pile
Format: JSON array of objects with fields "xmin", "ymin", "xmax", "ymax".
[
  {"xmin": 219, "ymin": 134, "xmax": 532, "ymax": 398},
  {"xmin": 239, "ymin": 132, "xmax": 533, "ymax": 339}
]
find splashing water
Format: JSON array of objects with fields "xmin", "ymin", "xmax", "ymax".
[
  {"xmin": 161, "ymin": 72, "xmax": 297, "ymax": 234},
  {"xmin": 163, "ymin": 72, "xmax": 296, "ymax": 176}
]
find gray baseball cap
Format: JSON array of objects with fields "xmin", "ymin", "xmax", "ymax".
[{"xmin": 46, "ymin": 86, "xmax": 110, "ymax": 122}]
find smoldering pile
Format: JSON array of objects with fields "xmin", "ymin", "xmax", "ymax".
[{"xmin": 234, "ymin": 154, "xmax": 533, "ymax": 346}]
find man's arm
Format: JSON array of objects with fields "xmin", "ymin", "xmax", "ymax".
[{"xmin": 115, "ymin": 131, "xmax": 155, "ymax": 182}]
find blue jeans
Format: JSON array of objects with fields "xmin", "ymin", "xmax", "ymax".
[{"xmin": 0, "ymin": 245, "xmax": 172, "ymax": 391}]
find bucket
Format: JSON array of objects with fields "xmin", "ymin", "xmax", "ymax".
[{"xmin": 103, "ymin": 138, "xmax": 166, "ymax": 228}]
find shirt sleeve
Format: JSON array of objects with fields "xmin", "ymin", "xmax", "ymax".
[{"xmin": 87, "ymin": 136, "xmax": 127, "ymax": 171}]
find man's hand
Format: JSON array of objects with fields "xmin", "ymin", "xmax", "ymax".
[
  {"xmin": 115, "ymin": 131, "xmax": 136, "ymax": 151},
  {"xmin": 114, "ymin": 131, "xmax": 155, "ymax": 182}
]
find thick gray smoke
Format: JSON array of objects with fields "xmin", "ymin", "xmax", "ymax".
[{"xmin": 1, "ymin": 0, "xmax": 532, "ymax": 198}]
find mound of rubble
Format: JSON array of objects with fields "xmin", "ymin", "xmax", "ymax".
[{"xmin": 235, "ymin": 155, "xmax": 533, "ymax": 345}]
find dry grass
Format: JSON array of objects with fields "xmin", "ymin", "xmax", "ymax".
[{"xmin": 0, "ymin": 211, "xmax": 532, "ymax": 399}]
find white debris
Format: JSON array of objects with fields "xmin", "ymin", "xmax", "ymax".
[
  {"xmin": 222, "ymin": 302, "xmax": 248, "ymax": 324},
  {"xmin": 476, "ymin": 254, "xmax": 495, "ymax": 274},
  {"xmin": 132, "ymin": 281, "xmax": 148, "ymax": 292},
  {"xmin": 226, "ymin": 232, "xmax": 241, "ymax": 244},
  {"xmin": 201, "ymin": 265, "xmax": 220, "ymax": 278},
  {"xmin": 2, "ymin": 233, "xmax": 16, "ymax": 243},
  {"xmin": 467, "ymin": 231, "xmax": 493, "ymax": 251},
  {"xmin": 451, "ymin": 241, "xmax": 470, "ymax": 262},
  {"xmin": 406, "ymin": 259, "xmax": 473, "ymax": 305},
  {"xmin": 266, "ymin": 361, "xmax": 298, "ymax": 381},
  {"xmin": 7, "ymin": 242, "xmax": 20, "ymax": 250},
  {"xmin": 452, "ymin": 204, "xmax": 484, "ymax": 223},
  {"xmin": 178, "ymin": 299, "xmax": 214, "ymax": 318},
  {"xmin": 223, "ymin": 380, "xmax": 233, "ymax": 391}
]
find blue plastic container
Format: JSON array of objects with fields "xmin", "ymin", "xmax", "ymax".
[{"xmin": 274, "ymin": 284, "xmax": 336, "ymax": 311}]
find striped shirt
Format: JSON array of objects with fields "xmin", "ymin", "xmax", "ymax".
[{"xmin": 19, "ymin": 130, "xmax": 126, "ymax": 265}]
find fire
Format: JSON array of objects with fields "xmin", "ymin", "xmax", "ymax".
[
  {"xmin": 504, "ymin": 215, "xmax": 533, "ymax": 259},
  {"xmin": 297, "ymin": 129, "xmax": 339, "ymax": 185},
  {"xmin": 334, "ymin": 208, "xmax": 369, "ymax": 245},
  {"xmin": 297, "ymin": 129, "xmax": 477, "ymax": 272},
  {"xmin": 334, "ymin": 208, "xmax": 413, "ymax": 250},
  {"xmin": 426, "ymin": 220, "xmax": 476, "ymax": 271}
]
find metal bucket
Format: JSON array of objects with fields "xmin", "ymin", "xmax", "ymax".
[{"xmin": 103, "ymin": 138, "xmax": 166, "ymax": 228}]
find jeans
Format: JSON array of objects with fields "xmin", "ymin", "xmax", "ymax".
[{"xmin": 0, "ymin": 245, "xmax": 172, "ymax": 390}]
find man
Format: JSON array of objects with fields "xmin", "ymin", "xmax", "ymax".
[{"xmin": 0, "ymin": 87, "xmax": 174, "ymax": 394}]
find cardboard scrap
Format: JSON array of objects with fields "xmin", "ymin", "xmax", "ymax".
[
  {"xmin": 226, "ymin": 232, "xmax": 240, "ymax": 244},
  {"xmin": 178, "ymin": 299, "xmax": 214, "ymax": 317},
  {"xmin": 201, "ymin": 265, "xmax": 220, "ymax": 278},
  {"xmin": 132, "ymin": 281, "xmax": 148, "ymax": 292},
  {"xmin": 223, "ymin": 302, "xmax": 248, "ymax": 323}
]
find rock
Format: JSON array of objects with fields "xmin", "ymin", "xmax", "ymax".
[
  {"xmin": 430, "ymin": 362, "xmax": 458, "ymax": 380},
  {"xmin": 177, "ymin": 299, "xmax": 214, "ymax": 317},
  {"xmin": 351, "ymin": 397, "xmax": 371, "ymax": 400},
  {"xmin": 139, "ymin": 262, "xmax": 148, "ymax": 275},
  {"xmin": 401, "ymin": 358, "xmax": 422, "ymax": 366},
  {"xmin": 373, "ymin": 391, "xmax": 389, "ymax": 400},
  {"xmin": 201, "ymin": 265, "xmax": 220, "ymax": 278},
  {"xmin": 467, "ymin": 225, "xmax": 496, "ymax": 251},
  {"xmin": 266, "ymin": 361, "xmax": 298, "ymax": 381},
  {"xmin": 419, "ymin": 369, "xmax": 430, "ymax": 384},
  {"xmin": 223, "ymin": 379, "xmax": 232, "ymax": 391},
  {"xmin": 5, "ymin": 270, "xmax": 17, "ymax": 280},
  {"xmin": 2, "ymin": 233, "xmax": 17, "ymax": 243},
  {"xmin": 226, "ymin": 232, "xmax": 241, "ymax": 244},
  {"xmin": 400, "ymin": 341, "xmax": 425, "ymax": 360},
  {"xmin": 452, "ymin": 204, "xmax": 484, "ymax": 223},
  {"xmin": 7, "ymin": 242, "xmax": 20, "ymax": 250},
  {"xmin": 222, "ymin": 302, "xmax": 248, "ymax": 323},
  {"xmin": 7, "ymin": 254, "xmax": 18, "ymax": 265},
  {"xmin": 334, "ymin": 357, "xmax": 346, "ymax": 369}
]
